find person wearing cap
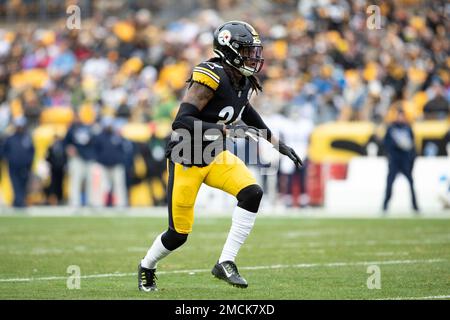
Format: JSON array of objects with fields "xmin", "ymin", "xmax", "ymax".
[
  {"xmin": 92, "ymin": 117, "xmax": 128, "ymax": 207},
  {"xmin": 45, "ymin": 134, "xmax": 67, "ymax": 205},
  {"xmin": 382, "ymin": 108, "xmax": 419, "ymax": 213},
  {"xmin": 423, "ymin": 79, "xmax": 449, "ymax": 120},
  {"xmin": 63, "ymin": 112, "xmax": 96, "ymax": 207},
  {"xmin": 2, "ymin": 117, "xmax": 35, "ymax": 207}
]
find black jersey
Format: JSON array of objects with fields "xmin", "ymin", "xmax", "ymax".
[{"xmin": 166, "ymin": 59, "xmax": 254, "ymax": 167}]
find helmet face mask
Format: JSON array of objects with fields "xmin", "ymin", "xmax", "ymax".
[
  {"xmin": 238, "ymin": 45, "xmax": 264, "ymax": 76},
  {"xmin": 213, "ymin": 21, "xmax": 264, "ymax": 77}
]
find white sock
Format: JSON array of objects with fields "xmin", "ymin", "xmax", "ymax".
[
  {"xmin": 141, "ymin": 233, "xmax": 171, "ymax": 269},
  {"xmin": 219, "ymin": 206, "xmax": 257, "ymax": 263}
]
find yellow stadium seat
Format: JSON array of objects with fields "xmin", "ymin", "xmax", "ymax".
[
  {"xmin": 363, "ymin": 62, "xmax": 378, "ymax": 81},
  {"xmin": 326, "ymin": 30, "xmax": 341, "ymax": 44},
  {"xmin": 410, "ymin": 16, "xmax": 426, "ymax": 31},
  {"xmin": 32, "ymin": 124, "xmax": 68, "ymax": 163},
  {"xmin": 158, "ymin": 62, "xmax": 190, "ymax": 90},
  {"xmin": 40, "ymin": 107, "xmax": 74, "ymax": 125},
  {"xmin": 121, "ymin": 122, "xmax": 152, "ymax": 143},
  {"xmin": 10, "ymin": 69, "xmax": 49, "ymax": 89},
  {"xmin": 408, "ymin": 67, "xmax": 427, "ymax": 84},
  {"xmin": 10, "ymin": 99, "xmax": 23, "ymax": 118},
  {"xmin": 40, "ymin": 30, "xmax": 56, "ymax": 46},
  {"xmin": 113, "ymin": 21, "xmax": 136, "ymax": 42},
  {"xmin": 413, "ymin": 91, "xmax": 428, "ymax": 116},
  {"xmin": 345, "ymin": 69, "xmax": 359, "ymax": 85},
  {"xmin": 79, "ymin": 103, "xmax": 96, "ymax": 125},
  {"xmin": 273, "ymin": 40, "xmax": 288, "ymax": 60},
  {"xmin": 120, "ymin": 57, "xmax": 143, "ymax": 76},
  {"xmin": 154, "ymin": 121, "xmax": 172, "ymax": 139},
  {"xmin": 129, "ymin": 182, "xmax": 152, "ymax": 206}
]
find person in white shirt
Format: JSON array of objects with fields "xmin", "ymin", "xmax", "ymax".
[{"xmin": 279, "ymin": 105, "xmax": 314, "ymax": 207}]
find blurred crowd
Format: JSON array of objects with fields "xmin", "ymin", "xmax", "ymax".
[{"xmin": 0, "ymin": 0, "xmax": 449, "ymax": 208}]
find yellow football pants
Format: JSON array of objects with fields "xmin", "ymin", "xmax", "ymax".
[{"xmin": 167, "ymin": 150, "xmax": 258, "ymax": 234}]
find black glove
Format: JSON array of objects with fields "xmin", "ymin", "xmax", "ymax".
[
  {"xmin": 225, "ymin": 124, "xmax": 261, "ymax": 141},
  {"xmin": 275, "ymin": 141, "xmax": 303, "ymax": 168}
]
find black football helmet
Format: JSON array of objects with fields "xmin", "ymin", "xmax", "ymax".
[{"xmin": 213, "ymin": 21, "xmax": 264, "ymax": 77}]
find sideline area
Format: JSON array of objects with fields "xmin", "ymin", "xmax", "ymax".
[{"xmin": 1, "ymin": 205, "xmax": 449, "ymax": 219}]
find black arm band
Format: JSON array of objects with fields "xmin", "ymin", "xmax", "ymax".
[
  {"xmin": 241, "ymin": 103, "xmax": 273, "ymax": 141},
  {"xmin": 172, "ymin": 102, "xmax": 224, "ymax": 133}
]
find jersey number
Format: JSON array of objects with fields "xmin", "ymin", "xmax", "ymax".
[
  {"xmin": 217, "ymin": 106, "xmax": 245, "ymax": 124},
  {"xmin": 217, "ymin": 106, "xmax": 234, "ymax": 124}
]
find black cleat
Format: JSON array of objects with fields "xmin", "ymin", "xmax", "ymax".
[
  {"xmin": 212, "ymin": 261, "xmax": 248, "ymax": 288},
  {"xmin": 138, "ymin": 264, "xmax": 157, "ymax": 292}
]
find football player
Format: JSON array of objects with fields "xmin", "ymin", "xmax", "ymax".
[{"xmin": 138, "ymin": 21, "xmax": 302, "ymax": 291}]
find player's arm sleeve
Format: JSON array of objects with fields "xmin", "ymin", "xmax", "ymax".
[
  {"xmin": 241, "ymin": 102, "xmax": 273, "ymax": 141},
  {"xmin": 191, "ymin": 63, "xmax": 221, "ymax": 91}
]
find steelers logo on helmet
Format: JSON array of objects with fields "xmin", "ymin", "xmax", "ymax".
[{"xmin": 218, "ymin": 30, "xmax": 232, "ymax": 46}]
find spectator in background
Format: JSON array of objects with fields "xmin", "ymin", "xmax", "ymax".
[
  {"xmin": 2, "ymin": 117, "xmax": 34, "ymax": 207},
  {"xmin": 48, "ymin": 41, "xmax": 76, "ymax": 79},
  {"xmin": 63, "ymin": 112, "xmax": 96, "ymax": 207},
  {"xmin": 122, "ymin": 138, "xmax": 136, "ymax": 199},
  {"xmin": 0, "ymin": 133, "xmax": 3, "ymax": 205},
  {"xmin": 423, "ymin": 79, "xmax": 449, "ymax": 120},
  {"xmin": 143, "ymin": 129, "xmax": 169, "ymax": 206},
  {"xmin": 0, "ymin": 95, "xmax": 9, "ymax": 135},
  {"xmin": 93, "ymin": 117, "xmax": 128, "ymax": 207},
  {"xmin": 382, "ymin": 109, "xmax": 419, "ymax": 214},
  {"xmin": 20, "ymin": 88, "xmax": 42, "ymax": 130},
  {"xmin": 280, "ymin": 106, "xmax": 314, "ymax": 207},
  {"xmin": 255, "ymin": 101, "xmax": 285, "ymax": 209},
  {"xmin": 45, "ymin": 134, "xmax": 67, "ymax": 205},
  {"xmin": 440, "ymin": 130, "xmax": 450, "ymax": 209}
]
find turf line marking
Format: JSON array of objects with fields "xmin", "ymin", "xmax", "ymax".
[
  {"xmin": 377, "ymin": 295, "xmax": 450, "ymax": 300},
  {"xmin": 0, "ymin": 258, "xmax": 445, "ymax": 283}
]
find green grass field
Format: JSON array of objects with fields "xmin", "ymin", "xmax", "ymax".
[{"xmin": 0, "ymin": 215, "xmax": 449, "ymax": 300}]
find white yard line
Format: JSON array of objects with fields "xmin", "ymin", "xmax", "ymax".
[
  {"xmin": 0, "ymin": 258, "xmax": 445, "ymax": 283},
  {"xmin": 243, "ymin": 238, "xmax": 450, "ymax": 250},
  {"xmin": 378, "ymin": 295, "xmax": 450, "ymax": 300},
  {"xmin": 3, "ymin": 236, "xmax": 448, "ymax": 255},
  {"xmin": 355, "ymin": 251, "xmax": 410, "ymax": 256},
  {"xmin": 277, "ymin": 239, "xmax": 450, "ymax": 248}
]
